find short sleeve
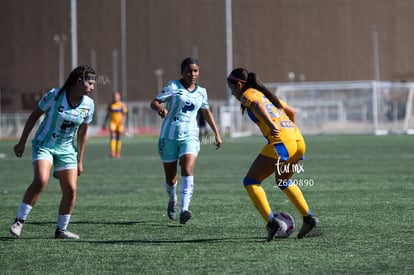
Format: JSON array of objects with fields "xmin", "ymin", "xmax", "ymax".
[
  {"xmin": 240, "ymin": 88, "xmax": 261, "ymax": 108},
  {"xmin": 156, "ymin": 81, "xmax": 177, "ymax": 102},
  {"xmin": 200, "ymin": 87, "xmax": 209, "ymax": 109},
  {"xmin": 84, "ymin": 98, "xmax": 95, "ymax": 124},
  {"xmin": 38, "ymin": 88, "xmax": 59, "ymax": 111}
]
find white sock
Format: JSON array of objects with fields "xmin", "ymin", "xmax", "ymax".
[
  {"xmin": 56, "ymin": 214, "xmax": 71, "ymax": 231},
  {"xmin": 181, "ymin": 176, "xmax": 194, "ymax": 212},
  {"xmin": 16, "ymin": 202, "xmax": 33, "ymax": 221},
  {"xmin": 165, "ymin": 181, "xmax": 177, "ymax": 203}
]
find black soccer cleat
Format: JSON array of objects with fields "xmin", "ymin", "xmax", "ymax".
[
  {"xmin": 266, "ymin": 218, "xmax": 281, "ymax": 241},
  {"xmin": 179, "ymin": 210, "xmax": 192, "ymax": 224},
  {"xmin": 297, "ymin": 216, "xmax": 319, "ymax": 239}
]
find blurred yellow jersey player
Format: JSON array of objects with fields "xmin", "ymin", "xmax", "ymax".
[{"xmin": 103, "ymin": 92, "xmax": 128, "ymax": 158}]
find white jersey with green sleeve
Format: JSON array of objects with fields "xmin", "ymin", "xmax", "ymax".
[
  {"xmin": 156, "ymin": 80, "xmax": 209, "ymax": 141},
  {"xmin": 33, "ymin": 88, "xmax": 95, "ymax": 150}
]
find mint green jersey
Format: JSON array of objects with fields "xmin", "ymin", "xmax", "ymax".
[
  {"xmin": 33, "ymin": 88, "xmax": 94, "ymax": 150},
  {"xmin": 156, "ymin": 80, "xmax": 209, "ymax": 141}
]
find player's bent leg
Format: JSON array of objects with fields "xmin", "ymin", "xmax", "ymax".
[
  {"xmin": 244, "ymin": 179, "xmax": 272, "ymax": 222},
  {"xmin": 163, "ymin": 161, "xmax": 179, "ymax": 220},
  {"xmin": 279, "ymin": 179, "xmax": 310, "ymax": 217},
  {"xmin": 165, "ymin": 181, "xmax": 178, "ymax": 220},
  {"xmin": 276, "ymin": 173, "xmax": 319, "ymax": 238},
  {"xmin": 179, "ymin": 152, "xmax": 197, "ymax": 224}
]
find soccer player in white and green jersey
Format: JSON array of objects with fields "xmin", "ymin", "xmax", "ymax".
[
  {"xmin": 10, "ymin": 65, "xmax": 96, "ymax": 239},
  {"xmin": 151, "ymin": 57, "xmax": 222, "ymax": 224}
]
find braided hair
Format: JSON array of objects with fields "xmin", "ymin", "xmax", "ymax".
[
  {"xmin": 55, "ymin": 65, "xmax": 96, "ymax": 100},
  {"xmin": 227, "ymin": 68, "xmax": 282, "ymax": 114}
]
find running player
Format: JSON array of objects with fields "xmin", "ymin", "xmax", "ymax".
[
  {"xmin": 150, "ymin": 57, "xmax": 222, "ymax": 224},
  {"xmin": 10, "ymin": 65, "xmax": 96, "ymax": 239},
  {"xmin": 103, "ymin": 91, "xmax": 128, "ymax": 158},
  {"xmin": 227, "ymin": 67, "xmax": 319, "ymax": 241}
]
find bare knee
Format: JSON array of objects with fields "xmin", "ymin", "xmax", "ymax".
[{"xmin": 30, "ymin": 177, "xmax": 49, "ymax": 193}]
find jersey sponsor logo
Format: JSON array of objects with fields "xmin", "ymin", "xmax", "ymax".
[
  {"xmin": 279, "ymin": 120, "xmax": 295, "ymax": 128},
  {"xmin": 61, "ymin": 120, "xmax": 76, "ymax": 130},
  {"xmin": 182, "ymin": 102, "xmax": 195, "ymax": 113}
]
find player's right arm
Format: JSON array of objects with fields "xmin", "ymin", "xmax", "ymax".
[
  {"xmin": 150, "ymin": 99, "xmax": 168, "ymax": 118},
  {"xmin": 250, "ymin": 99, "xmax": 280, "ymax": 137},
  {"xmin": 14, "ymin": 107, "xmax": 44, "ymax": 157}
]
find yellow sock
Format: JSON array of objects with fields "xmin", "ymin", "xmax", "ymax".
[
  {"xmin": 282, "ymin": 183, "xmax": 310, "ymax": 216},
  {"xmin": 116, "ymin": 140, "xmax": 122, "ymax": 154},
  {"xmin": 245, "ymin": 184, "xmax": 272, "ymax": 222},
  {"xmin": 110, "ymin": 139, "xmax": 116, "ymax": 154}
]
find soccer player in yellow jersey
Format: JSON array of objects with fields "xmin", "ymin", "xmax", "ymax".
[
  {"xmin": 103, "ymin": 92, "xmax": 128, "ymax": 158},
  {"xmin": 227, "ymin": 68, "xmax": 319, "ymax": 241}
]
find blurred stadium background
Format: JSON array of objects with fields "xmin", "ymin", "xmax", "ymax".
[{"xmin": 1, "ymin": 0, "xmax": 414, "ymax": 138}]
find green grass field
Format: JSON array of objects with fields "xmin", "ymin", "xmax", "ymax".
[{"xmin": 0, "ymin": 135, "xmax": 413, "ymax": 274}]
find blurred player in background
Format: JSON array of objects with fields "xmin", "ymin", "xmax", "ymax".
[
  {"xmin": 103, "ymin": 91, "xmax": 128, "ymax": 158},
  {"xmin": 10, "ymin": 65, "xmax": 96, "ymax": 239},
  {"xmin": 227, "ymin": 67, "xmax": 319, "ymax": 241},
  {"xmin": 150, "ymin": 57, "xmax": 222, "ymax": 224}
]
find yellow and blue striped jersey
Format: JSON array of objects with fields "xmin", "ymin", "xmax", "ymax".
[
  {"xmin": 108, "ymin": 101, "xmax": 128, "ymax": 124},
  {"xmin": 240, "ymin": 88, "xmax": 303, "ymax": 143}
]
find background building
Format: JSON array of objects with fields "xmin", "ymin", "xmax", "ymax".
[{"xmin": 1, "ymin": 0, "xmax": 414, "ymax": 111}]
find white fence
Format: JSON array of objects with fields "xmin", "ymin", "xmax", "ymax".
[
  {"xmin": 1, "ymin": 81, "xmax": 414, "ymax": 139},
  {"xmin": 265, "ymin": 81, "xmax": 414, "ymax": 135}
]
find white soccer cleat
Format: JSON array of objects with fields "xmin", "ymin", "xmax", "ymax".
[
  {"xmin": 55, "ymin": 229, "xmax": 80, "ymax": 239},
  {"xmin": 10, "ymin": 220, "xmax": 24, "ymax": 237}
]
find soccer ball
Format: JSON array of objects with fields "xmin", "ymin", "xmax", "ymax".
[{"xmin": 274, "ymin": 212, "xmax": 295, "ymax": 238}]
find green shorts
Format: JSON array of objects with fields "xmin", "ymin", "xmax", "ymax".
[
  {"xmin": 158, "ymin": 138, "xmax": 200, "ymax": 163},
  {"xmin": 32, "ymin": 140, "xmax": 78, "ymax": 172}
]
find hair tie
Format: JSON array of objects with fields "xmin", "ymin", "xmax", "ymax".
[{"xmin": 227, "ymin": 74, "xmax": 247, "ymax": 83}]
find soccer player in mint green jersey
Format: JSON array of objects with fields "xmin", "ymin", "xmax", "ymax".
[
  {"xmin": 10, "ymin": 65, "xmax": 96, "ymax": 239},
  {"xmin": 151, "ymin": 57, "xmax": 222, "ymax": 224}
]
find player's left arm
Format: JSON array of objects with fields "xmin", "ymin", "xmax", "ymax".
[
  {"xmin": 122, "ymin": 102, "xmax": 128, "ymax": 126},
  {"xmin": 76, "ymin": 123, "xmax": 89, "ymax": 176},
  {"xmin": 201, "ymin": 108, "xmax": 222, "ymax": 149},
  {"xmin": 283, "ymin": 104, "xmax": 297, "ymax": 124}
]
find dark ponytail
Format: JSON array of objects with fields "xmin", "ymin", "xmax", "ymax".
[
  {"xmin": 55, "ymin": 65, "xmax": 96, "ymax": 100},
  {"xmin": 228, "ymin": 68, "xmax": 282, "ymax": 114}
]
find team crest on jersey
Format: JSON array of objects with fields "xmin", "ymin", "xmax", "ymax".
[{"xmin": 80, "ymin": 109, "xmax": 89, "ymax": 119}]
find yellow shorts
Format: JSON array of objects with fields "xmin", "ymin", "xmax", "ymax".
[
  {"xmin": 109, "ymin": 121, "xmax": 124, "ymax": 133},
  {"xmin": 260, "ymin": 139, "xmax": 306, "ymax": 163}
]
